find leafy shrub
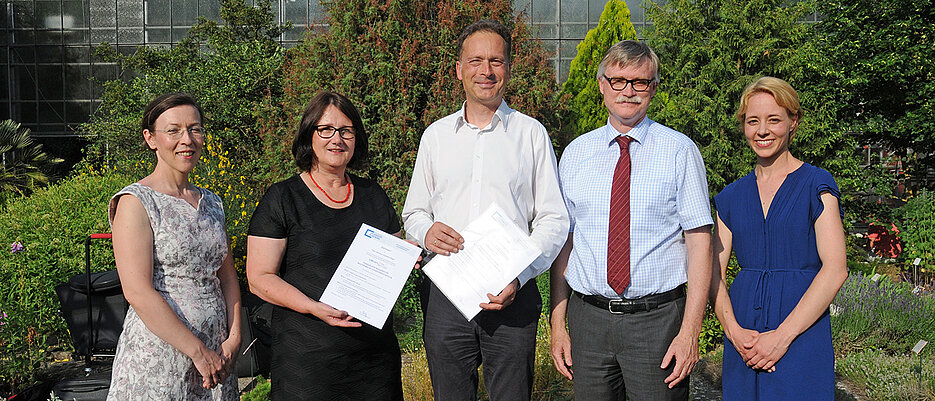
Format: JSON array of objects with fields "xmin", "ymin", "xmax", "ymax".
[
  {"xmin": 559, "ymin": 0, "xmax": 638, "ymax": 141},
  {"xmin": 0, "ymin": 172, "xmax": 133, "ymax": 393},
  {"xmin": 240, "ymin": 375, "xmax": 271, "ymax": 401},
  {"xmin": 898, "ymin": 190, "xmax": 935, "ymax": 274},
  {"xmin": 78, "ymin": 0, "xmax": 286, "ymax": 204},
  {"xmin": 699, "ymin": 256, "xmax": 742, "ymax": 354},
  {"xmin": 77, "ymin": 0, "xmax": 286, "ymax": 278},
  {"xmin": 812, "ymin": 0, "xmax": 935, "ymax": 171},
  {"xmin": 836, "ymin": 349, "xmax": 935, "ymax": 401},
  {"xmin": 188, "ymin": 133, "xmax": 259, "ymax": 276},
  {"xmin": 831, "ymin": 273, "xmax": 935, "ymax": 355}
]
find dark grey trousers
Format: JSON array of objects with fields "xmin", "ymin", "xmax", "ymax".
[
  {"xmin": 421, "ymin": 280, "xmax": 541, "ymax": 401},
  {"xmin": 567, "ymin": 292, "xmax": 689, "ymax": 401}
]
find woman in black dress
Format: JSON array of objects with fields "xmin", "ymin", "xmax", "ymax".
[{"xmin": 246, "ymin": 91, "xmax": 405, "ymax": 400}]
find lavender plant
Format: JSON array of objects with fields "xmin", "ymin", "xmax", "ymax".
[{"xmin": 832, "ymin": 273, "xmax": 935, "ymax": 355}]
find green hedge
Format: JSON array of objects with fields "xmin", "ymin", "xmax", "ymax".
[
  {"xmin": 0, "ymin": 172, "xmax": 133, "ymax": 393},
  {"xmin": 899, "ymin": 190, "xmax": 935, "ymax": 273}
]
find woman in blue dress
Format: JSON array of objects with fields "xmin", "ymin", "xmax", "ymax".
[{"xmin": 710, "ymin": 77, "xmax": 848, "ymax": 400}]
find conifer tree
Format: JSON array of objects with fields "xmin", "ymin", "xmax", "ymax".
[
  {"xmin": 560, "ymin": 0, "xmax": 638, "ymax": 139},
  {"xmin": 645, "ymin": 0, "xmax": 864, "ymax": 194}
]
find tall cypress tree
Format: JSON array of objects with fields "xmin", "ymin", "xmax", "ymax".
[{"xmin": 560, "ymin": 0, "xmax": 639, "ymax": 140}]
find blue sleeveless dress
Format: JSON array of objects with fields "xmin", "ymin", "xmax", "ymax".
[{"xmin": 714, "ymin": 163, "xmax": 841, "ymax": 400}]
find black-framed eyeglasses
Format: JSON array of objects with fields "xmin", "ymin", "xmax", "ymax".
[
  {"xmin": 154, "ymin": 126, "xmax": 205, "ymax": 139},
  {"xmin": 602, "ymin": 75, "xmax": 655, "ymax": 92},
  {"xmin": 315, "ymin": 125, "xmax": 356, "ymax": 140}
]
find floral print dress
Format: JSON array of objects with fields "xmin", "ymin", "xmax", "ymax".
[{"xmin": 106, "ymin": 183, "xmax": 237, "ymax": 401}]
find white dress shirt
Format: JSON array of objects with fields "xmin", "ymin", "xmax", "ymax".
[{"xmin": 402, "ymin": 100, "xmax": 570, "ymax": 287}]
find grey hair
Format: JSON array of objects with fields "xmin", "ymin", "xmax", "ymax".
[{"xmin": 596, "ymin": 40, "xmax": 660, "ymax": 83}]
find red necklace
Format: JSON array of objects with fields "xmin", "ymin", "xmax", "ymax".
[{"xmin": 308, "ymin": 171, "xmax": 351, "ymax": 203}]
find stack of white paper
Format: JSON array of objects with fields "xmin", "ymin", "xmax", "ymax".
[{"xmin": 423, "ymin": 204, "xmax": 542, "ymax": 321}]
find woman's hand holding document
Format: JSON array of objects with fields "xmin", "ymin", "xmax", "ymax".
[
  {"xmin": 422, "ymin": 204, "xmax": 542, "ymax": 321},
  {"xmin": 319, "ymin": 224, "xmax": 422, "ymax": 329}
]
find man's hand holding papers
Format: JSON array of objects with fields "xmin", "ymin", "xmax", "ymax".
[{"xmin": 422, "ymin": 204, "xmax": 542, "ymax": 320}]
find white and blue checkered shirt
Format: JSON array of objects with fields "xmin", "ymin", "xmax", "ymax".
[{"xmin": 559, "ymin": 118, "xmax": 713, "ymax": 298}]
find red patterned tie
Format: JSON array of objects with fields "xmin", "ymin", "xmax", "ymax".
[{"xmin": 607, "ymin": 135, "xmax": 632, "ymax": 295}]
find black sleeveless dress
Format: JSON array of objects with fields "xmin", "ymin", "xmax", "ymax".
[{"xmin": 248, "ymin": 174, "xmax": 403, "ymax": 400}]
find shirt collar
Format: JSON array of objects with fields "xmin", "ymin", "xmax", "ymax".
[
  {"xmin": 603, "ymin": 116, "xmax": 652, "ymax": 148},
  {"xmin": 455, "ymin": 100, "xmax": 512, "ymax": 132}
]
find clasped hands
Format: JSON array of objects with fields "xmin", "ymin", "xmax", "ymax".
[
  {"xmin": 728, "ymin": 326, "xmax": 792, "ymax": 372},
  {"xmin": 425, "ymin": 221, "xmax": 520, "ymax": 310},
  {"xmin": 191, "ymin": 336, "xmax": 240, "ymax": 389}
]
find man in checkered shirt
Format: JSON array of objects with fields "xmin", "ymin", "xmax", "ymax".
[{"xmin": 548, "ymin": 40, "xmax": 713, "ymax": 401}]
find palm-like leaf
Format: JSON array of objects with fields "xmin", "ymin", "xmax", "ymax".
[{"xmin": 0, "ymin": 120, "xmax": 63, "ymax": 199}]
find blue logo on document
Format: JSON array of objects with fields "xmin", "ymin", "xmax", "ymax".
[{"xmin": 364, "ymin": 229, "xmax": 377, "ymax": 239}]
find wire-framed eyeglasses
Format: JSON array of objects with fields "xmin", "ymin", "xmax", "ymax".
[{"xmin": 154, "ymin": 126, "xmax": 205, "ymax": 139}]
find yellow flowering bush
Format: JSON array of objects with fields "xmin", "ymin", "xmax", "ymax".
[{"xmin": 189, "ymin": 131, "xmax": 260, "ymax": 276}]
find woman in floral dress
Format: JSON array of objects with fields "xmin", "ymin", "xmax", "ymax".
[{"xmin": 107, "ymin": 92, "xmax": 241, "ymax": 400}]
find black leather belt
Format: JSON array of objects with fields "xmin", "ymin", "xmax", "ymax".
[{"xmin": 575, "ymin": 284, "xmax": 686, "ymax": 314}]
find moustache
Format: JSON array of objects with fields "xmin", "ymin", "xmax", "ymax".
[{"xmin": 615, "ymin": 94, "xmax": 643, "ymax": 104}]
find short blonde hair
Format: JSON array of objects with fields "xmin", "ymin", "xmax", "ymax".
[{"xmin": 736, "ymin": 77, "xmax": 803, "ymax": 129}]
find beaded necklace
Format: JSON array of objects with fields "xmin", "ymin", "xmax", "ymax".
[{"xmin": 308, "ymin": 171, "xmax": 350, "ymax": 203}]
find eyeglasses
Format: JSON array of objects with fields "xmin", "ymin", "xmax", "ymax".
[
  {"xmin": 602, "ymin": 75, "xmax": 655, "ymax": 92},
  {"xmin": 154, "ymin": 126, "xmax": 205, "ymax": 139},
  {"xmin": 315, "ymin": 125, "xmax": 356, "ymax": 140}
]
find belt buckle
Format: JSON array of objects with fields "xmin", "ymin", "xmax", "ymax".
[{"xmin": 607, "ymin": 298, "xmax": 633, "ymax": 314}]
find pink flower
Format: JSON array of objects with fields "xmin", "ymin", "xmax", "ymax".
[{"xmin": 10, "ymin": 242, "xmax": 24, "ymax": 254}]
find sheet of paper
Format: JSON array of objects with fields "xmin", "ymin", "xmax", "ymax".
[
  {"xmin": 422, "ymin": 204, "xmax": 542, "ymax": 321},
  {"xmin": 320, "ymin": 224, "xmax": 421, "ymax": 329}
]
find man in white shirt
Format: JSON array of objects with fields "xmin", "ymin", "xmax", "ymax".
[{"xmin": 402, "ymin": 20, "xmax": 569, "ymax": 401}]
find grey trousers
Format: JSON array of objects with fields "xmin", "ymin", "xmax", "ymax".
[
  {"xmin": 421, "ymin": 280, "xmax": 541, "ymax": 401},
  {"xmin": 567, "ymin": 292, "xmax": 689, "ymax": 401}
]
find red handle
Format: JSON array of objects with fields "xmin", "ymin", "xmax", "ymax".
[{"xmin": 89, "ymin": 233, "xmax": 112, "ymax": 239}]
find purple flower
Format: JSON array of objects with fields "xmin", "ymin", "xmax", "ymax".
[
  {"xmin": 0, "ymin": 311, "xmax": 6, "ymax": 326},
  {"xmin": 10, "ymin": 242, "xmax": 24, "ymax": 254}
]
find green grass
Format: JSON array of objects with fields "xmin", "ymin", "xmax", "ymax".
[{"xmin": 836, "ymin": 349, "xmax": 935, "ymax": 401}]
